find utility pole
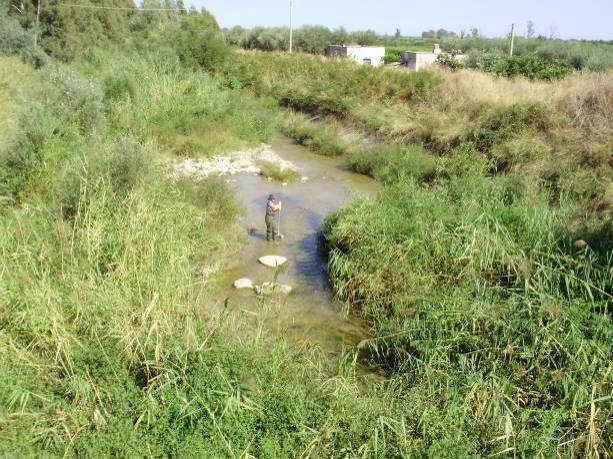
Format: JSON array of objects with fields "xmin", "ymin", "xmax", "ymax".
[
  {"xmin": 34, "ymin": 0, "xmax": 41, "ymax": 47},
  {"xmin": 289, "ymin": 0, "xmax": 293, "ymax": 53},
  {"xmin": 509, "ymin": 23, "xmax": 516, "ymax": 56}
]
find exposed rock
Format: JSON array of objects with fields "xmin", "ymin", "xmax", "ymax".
[
  {"xmin": 573, "ymin": 239, "xmax": 588, "ymax": 250},
  {"xmin": 233, "ymin": 278, "xmax": 254, "ymax": 289},
  {"xmin": 258, "ymin": 255, "xmax": 288, "ymax": 267},
  {"xmin": 255, "ymin": 282, "xmax": 292, "ymax": 295},
  {"xmin": 171, "ymin": 145, "xmax": 298, "ymax": 180}
]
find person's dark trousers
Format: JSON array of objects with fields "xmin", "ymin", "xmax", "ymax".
[{"xmin": 265, "ymin": 214, "xmax": 278, "ymax": 241}]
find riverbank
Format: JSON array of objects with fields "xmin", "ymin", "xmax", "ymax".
[
  {"xmin": 1, "ymin": 14, "xmax": 611, "ymax": 455},
  {"xmin": 0, "ymin": 50, "xmax": 420, "ymax": 457}
]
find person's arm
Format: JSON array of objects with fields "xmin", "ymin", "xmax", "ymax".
[{"xmin": 272, "ymin": 201, "xmax": 282, "ymax": 211}]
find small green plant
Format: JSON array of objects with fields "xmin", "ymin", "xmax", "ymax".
[
  {"xmin": 257, "ymin": 160, "xmax": 300, "ymax": 183},
  {"xmin": 436, "ymin": 51, "xmax": 464, "ymax": 71}
]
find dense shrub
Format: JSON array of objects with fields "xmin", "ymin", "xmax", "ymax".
[
  {"xmin": 323, "ymin": 150, "xmax": 611, "ymax": 455},
  {"xmin": 467, "ymin": 50, "xmax": 573, "ymax": 80},
  {"xmin": 282, "ymin": 115, "xmax": 346, "ymax": 156},
  {"xmin": 221, "ymin": 51, "xmax": 442, "ymax": 116},
  {"xmin": 36, "ymin": 0, "xmax": 134, "ymax": 60},
  {"xmin": 0, "ymin": 6, "xmax": 48, "ymax": 66},
  {"xmin": 103, "ymin": 72, "xmax": 136, "ymax": 102},
  {"xmin": 173, "ymin": 12, "xmax": 229, "ymax": 72},
  {"xmin": 0, "ymin": 6, "xmax": 33, "ymax": 54},
  {"xmin": 436, "ymin": 52, "xmax": 465, "ymax": 71},
  {"xmin": 1, "ymin": 63, "xmax": 104, "ymax": 201},
  {"xmin": 348, "ymin": 145, "xmax": 436, "ymax": 182}
]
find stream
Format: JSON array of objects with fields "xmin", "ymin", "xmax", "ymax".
[{"xmin": 213, "ymin": 137, "xmax": 379, "ymax": 354}]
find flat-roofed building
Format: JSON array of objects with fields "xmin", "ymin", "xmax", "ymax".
[
  {"xmin": 400, "ymin": 44, "xmax": 465, "ymax": 70},
  {"xmin": 326, "ymin": 45, "xmax": 386, "ymax": 67}
]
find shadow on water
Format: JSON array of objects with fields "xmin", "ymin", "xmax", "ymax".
[{"xmin": 211, "ymin": 137, "xmax": 380, "ymax": 354}]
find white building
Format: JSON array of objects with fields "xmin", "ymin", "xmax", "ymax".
[
  {"xmin": 326, "ymin": 45, "xmax": 386, "ymax": 67},
  {"xmin": 400, "ymin": 44, "xmax": 466, "ymax": 71}
]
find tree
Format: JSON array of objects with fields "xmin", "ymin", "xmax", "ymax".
[
  {"xmin": 349, "ymin": 29, "xmax": 378, "ymax": 46},
  {"xmin": 470, "ymin": 27, "xmax": 480, "ymax": 37},
  {"xmin": 172, "ymin": 10, "xmax": 228, "ymax": 71},
  {"xmin": 294, "ymin": 25, "xmax": 333, "ymax": 53},
  {"xmin": 526, "ymin": 20, "xmax": 535, "ymax": 38},
  {"xmin": 422, "ymin": 29, "xmax": 435, "ymax": 39},
  {"xmin": 330, "ymin": 26, "xmax": 348, "ymax": 45},
  {"xmin": 37, "ymin": 0, "xmax": 135, "ymax": 60},
  {"xmin": 394, "ymin": 27, "xmax": 401, "ymax": 39}
]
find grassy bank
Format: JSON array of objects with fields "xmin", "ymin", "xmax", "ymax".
[
  {"xmin": 2, "ymin": 4, "xmax": 611, "ymax": 454},
  {"xmin": 225, "ymin": 51, "xmax": 612, "ymax": 221},
  {"xmin": 0, "ymin": 47, "xmax": 480, "ymax": 457},
  {"xmin": 219, "ymin": 50, "xmax": 612, "ymax": 454}
]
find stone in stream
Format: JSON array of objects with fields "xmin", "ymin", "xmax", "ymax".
[
  {"xmin": 255, "ymin": 282, "xmax": 292, "ymax": 295},
  {"xmin": 258, "ymin": 255, "xmax": 287, "ymax": 268},
  {"xmin": 233, "ymin": 278, "xmax": 254, "ymax": 289}
]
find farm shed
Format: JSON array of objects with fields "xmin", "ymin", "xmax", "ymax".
[
  {"xmin": 400, "ymin": 44, "xmax": 466, "ymax": 70},
  {"xmin": 326, "ymin": 45, "xmax": 386, "ymax": 67}
]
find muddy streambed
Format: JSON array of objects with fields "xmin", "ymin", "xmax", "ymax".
[{"xmin": 212, "ymin": 137, "xmax": 379, "ymax": 354}]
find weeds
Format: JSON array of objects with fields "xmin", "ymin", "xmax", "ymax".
[{"xmin": 257, "ymin": 160, "xmax": 300, "ymax": 183}]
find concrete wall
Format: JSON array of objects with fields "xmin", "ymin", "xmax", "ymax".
[
  {"xmin": 346, "ymin": 46, "xmax": 385, "ymax": 67},
  {"xmin": 326, "ymin": 45, "xmax": 386, "ymax": 67},
  {"xmin": 400, "ymin": 48, "xmax": 466, "ymax": 71},
  {"xmin": 400, "ymin": 51, "xmax": 439, "ymax": 71}
]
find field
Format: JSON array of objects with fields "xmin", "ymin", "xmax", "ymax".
[{"xmin": 1, "ymin": 3, "xmax": 611, "ymax": 456}]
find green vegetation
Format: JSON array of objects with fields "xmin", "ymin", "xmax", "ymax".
[
  {"xmin": 1, "ymin": 2, "xmax": 611, "ymax": 456},
  {"xmin": 437, "ymin": 48, "xmax": 575, "ymax": 81},
  {"xmin": 257, "ymin": 160, "xmax": 300, "ymax": 183},
  {"xmin": 221, "ymin": 51, "xmax": 441, "ymax": 116},
  {"xmin": 224, "ymin": 24, "xmax": 613, "ymax": 72},
  {"xmin": 224, "ymin": 49, "xmax": 611, "ymax": 455},
  {"xmin": 280, "ymin": 113, "xmax": 347, "ymax": 156}
]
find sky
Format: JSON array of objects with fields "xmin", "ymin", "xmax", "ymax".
[{"xmin": 188, "ymin": 0, "xmax": 613, "ymax": 40}]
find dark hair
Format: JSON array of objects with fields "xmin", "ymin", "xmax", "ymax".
[{"xmin": 268, "ymin": 194, "xmax": 275, "ymax": 200}]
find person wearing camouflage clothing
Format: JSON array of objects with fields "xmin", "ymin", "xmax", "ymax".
[{"xmin": 265, "ymin": 194, "xmax": 282, "ymax": 242}]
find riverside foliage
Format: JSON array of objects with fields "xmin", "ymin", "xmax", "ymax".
[{"xmin": 1, "ymin": 3, "xmax": 611, "ymax": 457}]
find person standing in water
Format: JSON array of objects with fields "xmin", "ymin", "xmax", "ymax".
[{"xmin": 265, "ymin": 194, "xmax": 282, "ymax": 242}]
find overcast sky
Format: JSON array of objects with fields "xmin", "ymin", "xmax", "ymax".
[{"xmin": 187, "ymin": 0, "xmax": 612, "ymax": 40}]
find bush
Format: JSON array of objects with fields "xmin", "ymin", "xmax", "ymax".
[
  {"xmin": 282, "ymin": 115, "xmax": 346, "ymax": 156},
  {"xmin": 467, "ymin": 50, "xmax": 572, "ymax": 80},
  {"xmin": 348, "ymin": 145, "xmax": 436, "ymax": 182},
  {"xmin": 436, "ymin": 52, "xmax": 464, "ymax": 71},
  {"xmin": 469, "ymin": 102, "xmax": 551, "ymax": 157},
  {"xmin": 0, "ymin": 7, "xmax": 48, "ymax": 67},
  {"xmin": 0, "ymin": 63, "xmax": 105, "ymax": 202},
  {"xmin": 173, "ymin": 13, "xmax": 229, "ymax": 72},
  {"xmin": 0, "ymin": 7, "xmax": 33, "ymax": 55},
  {"xmin": 103, "ymin": 72, "xmax": 136, "ymax": 102}
]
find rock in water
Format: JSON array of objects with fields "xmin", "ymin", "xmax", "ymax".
[
  {"xmin": 234, "ymin": 278, "xmax": 254, "ymax": 289},
  {"xmin": 258, "ymin": 255, "xmax": 288, "ymax": 267},
  {"xmin": 255, "ymin": 282, "xmax": 292, "ymax": 295}
]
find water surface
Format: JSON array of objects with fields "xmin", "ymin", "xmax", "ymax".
[{"xmin": 214, "ymin": 137, "xmax": 379, "ymax": 353}]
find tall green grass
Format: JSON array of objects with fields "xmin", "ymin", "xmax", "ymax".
[
  {"xmin": 2, "ymin": 49, "xmax": 496, "ymax": 457},
  {"xmin": 324, "ymin": 145, "xmax": 612, "ymax": 455}
]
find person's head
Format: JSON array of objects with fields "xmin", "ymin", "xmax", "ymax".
[{"xmin": 268, "ymin": 194, "xmax": 275, "ymax": 202}]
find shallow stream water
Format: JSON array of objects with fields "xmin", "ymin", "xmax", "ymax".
[{"xmin": 213, "ymin": 137, "xmax": 379, "ymax": 354}]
